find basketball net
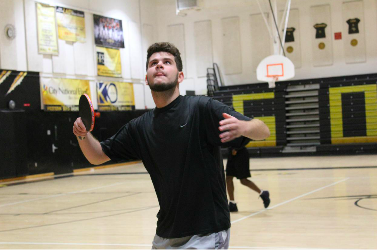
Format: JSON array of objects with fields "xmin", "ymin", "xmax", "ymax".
[{"xmin": 268, "ymin": 76, "xmax": 279, "ymax": 88}]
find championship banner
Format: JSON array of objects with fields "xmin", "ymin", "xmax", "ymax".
[
  {"xmin": 36, "ymin": 2, "xmax": 59, "ymax": 55},
  {"xmin": 93, "ymin": 14, "xmax": 125, "ymax": 48},
  {"xmin": 56, "ymin": 6, "xmax": 86, "ymax": 42},
  {"xmin": 97, "ymin": 47, "xmax": 122, "ymax": 77},
  {"xmin": 41, "ymin": 78, "xmax": 90, "ymax": 111},
  {"xmin": 97, "ymin": 82, "xmax": 135, "ymax": 111}
]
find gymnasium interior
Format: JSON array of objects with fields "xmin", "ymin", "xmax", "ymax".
[{"xmin": 0, "ymin": 0, "xmax": 376, "ymax": 249}]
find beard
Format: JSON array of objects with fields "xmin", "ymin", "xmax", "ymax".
[{"xmin": 148, "ymin": 74, "xmax": 178, "ymax": 92}]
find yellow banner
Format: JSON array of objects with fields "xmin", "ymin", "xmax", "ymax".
[
  {"xmin": 41, "ymin": 78, "xmax": 90, "ymax": 111},
  {"xmin": 56, "ymin": 6, "xmax": 86, "ymax": 42},
  {"xmin": 97, "ymin": 47, "xmax": 122, "ymax": 77},
  {"xmin": 36, "ymin": 2, "xmax": 58, "ymax": 55},
  {"xmin": 97, "ymin": 82, "xmax": 135, "ymax": 111}
]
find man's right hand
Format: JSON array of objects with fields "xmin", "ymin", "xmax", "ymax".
[
  {"xmin": 73, "ymin": 117, "xmax": 88, "ymax": 139},
  {"xmin": 72, "ymin": 117, "xmax": 110, "ymax": 165}
]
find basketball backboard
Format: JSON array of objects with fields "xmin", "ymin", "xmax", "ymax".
[{"xmin": 257, "ymin": 54, "xmax": 295, "ymax": 88}]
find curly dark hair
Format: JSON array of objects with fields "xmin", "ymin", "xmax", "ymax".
[{"xmin": 146, "ymin": 42, "xmax": 183, "ymax": 72}]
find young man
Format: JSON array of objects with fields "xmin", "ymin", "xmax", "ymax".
[
  {"xmin": 226, "ymin": 146, "xmax": 270, "ymax": 212},
  {"xmin": 73, "ymin": 42, "xmax": 270, "ymax": 249}
]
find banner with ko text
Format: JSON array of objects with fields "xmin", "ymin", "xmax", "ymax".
[
  {"xmin": 41, "ymin": 78, "xmax": 90, "ymax": 111},
  {"xmin": 97, "ymin": 81, "xmax": 134, "ymax": 111}
]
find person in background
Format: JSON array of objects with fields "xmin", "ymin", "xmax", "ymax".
[{"xmin": 226, "ymin": 146, "xmax": 270, "ymax": 212}]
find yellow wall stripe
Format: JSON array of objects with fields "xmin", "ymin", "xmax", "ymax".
[
  {"xmin": 329, "ymin": 84, "xmax": 377, "ymax": 144},
  {"xmin": 231, "ymin": 93, "xmax": 277, "ymax": 147},
  {"xmin": 232, "ymin": 92, "xmax": 274, "ymax": 114}
]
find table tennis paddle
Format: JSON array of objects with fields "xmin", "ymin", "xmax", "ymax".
[{"xmin": 78, "ymin": 93, "xmax": 95, "ymax": 140}]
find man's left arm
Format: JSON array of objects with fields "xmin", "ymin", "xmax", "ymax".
[{"xmin": 219, "ymin": 113, "xmax": 270, "ymax": 143}]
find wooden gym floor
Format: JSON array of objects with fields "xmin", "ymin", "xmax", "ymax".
[{"xmin": 0, "ymin": 155, "xmax": 376, "ymax": 249}]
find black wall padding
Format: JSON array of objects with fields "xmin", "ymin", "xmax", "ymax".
[
  {"xmin": 25, "ymin": 111, "xmax": 84, "ymax": 175},
  {"xmin": 0, "ymin": 110, "xmax": 28, "ymax": 178},
  {"xmin": 24, "ymin": 110, "xmax": 149, "ymax": 177},
  {"xmin": 92, "ymin": 110, "xmax": 148, "ymax": 142}
]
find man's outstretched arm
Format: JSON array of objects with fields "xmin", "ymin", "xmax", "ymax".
[
  {"xmin": 218, "ymin": 113, "xmax": 270, "ymax": 143},
  {"xmin": 73, "ymin": 117, "xmax": 110, "ymax": 165}
]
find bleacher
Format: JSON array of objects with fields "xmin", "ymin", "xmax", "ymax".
[{"xmin": 209, "ymin": 70, "xmax": 377, "ymax": 157}]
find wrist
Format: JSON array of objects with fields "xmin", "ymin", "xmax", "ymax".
[{"xmin": 240, "ymin": 120, "xmax": 251, "ymax": 138}]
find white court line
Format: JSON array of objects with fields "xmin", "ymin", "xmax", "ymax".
[
  {"xmin": 0, "ymin": 242, "xmax": 151, "ymax": 247},
  {"xmin": 230, "ymin": 247, "xmax": 363, "ymax": 250},
  {"xmin": 0, "ymin": 242, "xmax": 363, "ymax": 250},
  {"xmin": 0, "ymin": 181, "xmax": 128, "ymax": 208},
  {"xmin": 231, "ymin": 178, "xmax": 350, "ymax": 224},
  {"xmin": 247, "ymin": 177, "xmax": 350, "ymax": 181}
]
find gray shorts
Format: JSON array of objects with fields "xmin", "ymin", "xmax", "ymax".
[{"xmin": 152, "ymin": 228, "xmax": 230, "ymax": 249}]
